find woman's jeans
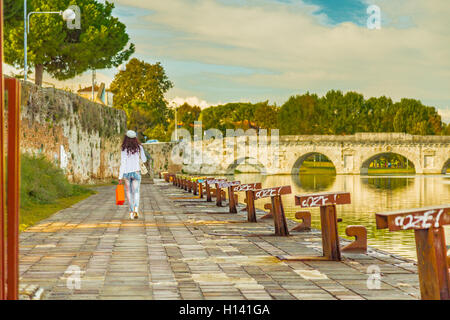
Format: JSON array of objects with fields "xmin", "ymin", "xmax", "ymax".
[{"xmin": 123, "ymin": 171, "xmax": 142, "ymax": 212}]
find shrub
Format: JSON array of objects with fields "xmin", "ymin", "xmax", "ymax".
[{"xmin": 20, "ymin": 154, "xmax": 90, "ymax": 207}]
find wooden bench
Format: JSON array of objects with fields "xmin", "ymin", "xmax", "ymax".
[
  {"xmin": 252, "ymin": 186, "xmax": 292, "ymax": 236},
  {"xmin": 232, "ymin": 183, "xmax": 262, "ymax": 219},
  {"xmin": 278, "ymin": 191, "xmax": 351, "ymax": 261},
  {"xmin": 376, "ymin": 205, "xmax": 450, "ymax": 300},
  {"xmin": 205, "ymin": 179, "xmax": 226, "ymax": 202},
  {"xmin": 217, "ymin": 181, "xmax": 240, "ymax": 211}
]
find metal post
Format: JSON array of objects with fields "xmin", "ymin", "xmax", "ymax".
[
  {"xmin": 6, "ymin": 78, "xmax": 21, "ymax": 300},
  {"xmin": 0, "ymin": 0, "xmax": 6, "ymax": 300}
]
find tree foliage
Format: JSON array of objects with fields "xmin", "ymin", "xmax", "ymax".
[
  {"xmin": 198, "ymin": 90, "xmax": 447, "ymax": 136},
  {"xmin": 4, "ymin": 0, "xmax": 134, "ymax": 85},
  {"xmin": 110, "ymin": 58, "xmax": 174, "ymax": 141}
]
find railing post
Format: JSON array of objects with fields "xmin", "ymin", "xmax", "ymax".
[{"xmin": 6, "ymin": 78, "xmax": 21, "ymax": 300}]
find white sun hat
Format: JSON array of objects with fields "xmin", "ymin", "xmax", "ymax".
[{"xmin": 126, "ymin": 130, "xmax": 137, "ymax": 139}]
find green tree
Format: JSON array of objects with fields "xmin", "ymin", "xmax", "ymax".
[
  {"xmin": 254, "ymin": 101, "xmax": 278, "ymax": 129},
  {"xmin": 176, "ymin": 103, "xmax": 201, "ymax": 135},
  {"xmin": 4, "ymin": 0, "xmax": 134, "ymax": 85},
  {"xmin": 110, "ymin": 58, "xmax": 174, "ymax": 139},
  {"xmin": 4, "ymin": 0, "xmax": 23, "ymax": 21},
  {"xmin": 278, "ymin": 93, "xmax": 319, "ymax": 135}
]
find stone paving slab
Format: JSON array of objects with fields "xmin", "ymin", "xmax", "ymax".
[{"xmin": 18, "ymin": 180, "xmax": 421, "ymax": 300}]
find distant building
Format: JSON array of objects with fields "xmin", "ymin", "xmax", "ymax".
[{"xmin": 77, "ymin": 82, "xmax": 114, "ymax": 107}]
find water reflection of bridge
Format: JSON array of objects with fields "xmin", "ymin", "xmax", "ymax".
[{"xmin": 233, "ymin": 173, "xmax": 450, "ymax": 260}]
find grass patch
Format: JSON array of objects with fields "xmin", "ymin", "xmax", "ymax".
[
  {"xmin": 20, "ymin": 190, "xmax": 95, "ymax": 232},
  {"xmin": 367, "ymin": 168, "xmax": 416, "ymax": 174},
  {"xmin": 300, "ymin": 161, "xmax": 336, "ymax": 174},
  {"xmin": 18, "ymin": 154, "xmax": 95, "ymax": 231}
]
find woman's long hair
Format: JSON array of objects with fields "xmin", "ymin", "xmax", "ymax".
[{"xmin": 121, "ymin": 136, "xmax": 141, "ymax": 155}]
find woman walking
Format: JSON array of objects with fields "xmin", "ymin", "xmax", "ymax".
[{"xmin": 119, "ymin": 130, "xmax": 147, "ymax": 220}]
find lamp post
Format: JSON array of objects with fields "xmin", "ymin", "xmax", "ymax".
[{"xmin": 23, "ymin": 2, "xmax": 76, "ymax": 82}]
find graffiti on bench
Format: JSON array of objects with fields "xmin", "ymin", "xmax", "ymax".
[
  {"xmin": 296, "ymin": 192, "xmax": 351, "ymax": 208},
  {"xmin": 217, "ymin": 181, "xmax": 240, "ymax": 189},
  {"xmin": 206, "ymin": 179, "xmax": 226, "ymax": 185},
  {"xmin": 254, "ymin": 186, "xmax": 292, "ymax": 200},
  {"xmin": 279, "ymin": 191, "xmax": 351, "ymax": 262},
  {"xmin": 376, "ymin": 207, "xmax": 449, "ymax": 231},
  {"xmin": 232, "ymin": 183, "xmax": 262, "ymax": 193},
  {"xmin": 376, "ymin": 205, "xmax": 450, "ymax": 300}
]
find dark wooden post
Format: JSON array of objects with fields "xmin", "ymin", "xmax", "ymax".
[
  {"xmin": 215, "ymin": 183, "xmax": 222, "ymax": 207},
  {"xmin": 5, "ymin": 78, "xmax": 21, "ymax": 300},
  {"xmin": 319, "ymin": 204, "xmax": 341, "ymax": 260},
  {"xmin": 199, "ymin": 181, "xmax": 204, "ymax": 198},
  {"xmin": 206, "ymin": 180, "xmax": 212, "ymax": 202},
  {"xmin": 376, "ymin": 205, "xmax": 450, "ymax": 300},
  {"xmin": 193, "ymin": 180, "xmax": 198, "ymax": 195},
  {"xmin": 246, "ymin": 191, "xmax": 257, "ymax": 222},
  {"xmin": 217, "ymin": 181, "xmax": 240, "ymax": 213},
  {"xmin": 228, "ymin": 186, "xmax": 237, "ymax": 213}
]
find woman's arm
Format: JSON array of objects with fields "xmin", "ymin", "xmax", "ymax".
[
  {"xmin": 140, "ymin": 145, "xmax": 147, "ymax": 163},
  {"xmin": 119, "ymin": 150, "xmax": 126, "ymax": 180}
]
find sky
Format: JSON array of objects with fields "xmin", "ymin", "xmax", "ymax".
[{"xmin": 8, "ymin": 0, "xmax": 450, "ymax": 122}]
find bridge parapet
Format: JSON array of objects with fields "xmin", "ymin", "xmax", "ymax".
[{"xmin": 144, "ymin": 133, "xmax": 450, "ymax": 176}]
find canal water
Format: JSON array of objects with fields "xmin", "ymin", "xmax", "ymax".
[{"xmin": 231, "ymin": 173, "xmax": 450, "ymax": 261}]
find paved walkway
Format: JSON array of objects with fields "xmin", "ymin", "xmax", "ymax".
[{"xmin": 18, "ymin": 180, "xmax": 421, "ymax": 300}]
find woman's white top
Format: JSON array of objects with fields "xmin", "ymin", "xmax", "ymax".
[{"xmin": 119, "ymin": 145, "xmax": 147, "ymax": 179}]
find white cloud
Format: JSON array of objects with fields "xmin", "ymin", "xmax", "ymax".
[
  {"xmin": 169, "ymin": 96, "xmax": 210, "ymax": 109},
  {"xmin": 437, "ymin": 108, "xmax": 450, "ymax": 123},
  {"xmin": 115, "ymin": 0, "xmax": 450, "ymax": 113}
]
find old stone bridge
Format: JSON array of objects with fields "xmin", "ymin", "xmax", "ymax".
[{"xmin": 144, "ymin": 133, "xmax": 450, "ymax": 175}]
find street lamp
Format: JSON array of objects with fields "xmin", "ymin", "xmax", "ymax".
[{"xmin": 24, "ymin": 2, "xmax": 77, "ymax": 82}]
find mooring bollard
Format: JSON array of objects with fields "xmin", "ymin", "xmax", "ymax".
[
  {"xmin": 291, "ymin": 211, "xmax": 312, "ymax": 232},
  {"xmin": 341, "ymin": 225, "xmax": 367, "ymax": 253},
  {"xmin": 254, "ymin": 186, "xmax": 292, "ymax": 236},
  {"xmin": 278, "ymin": 191, "xmax": 351, "ymax": 261},
  {"xmin": 231, "ymin": 183, "xmax": 262, "ymax": 220},
  {"xmin": 216, "ymin": 181, "xmax": 240, "ymax": 212},
  {"xmin": 375, "ymin": 205, "xmax": 450, "ymax": 300}
]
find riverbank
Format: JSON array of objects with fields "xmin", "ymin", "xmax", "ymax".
[{"xmin": 18, "ymin": 180, "xmax": 420, "ymax": 300}]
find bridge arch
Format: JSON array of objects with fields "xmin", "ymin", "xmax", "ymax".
[
  {"xmin": 360, "ymin": 152, "xmax": 416, "ymax": 175},
  {"xmin": 291, "ymin": 152, "xmax": 337, "ymax": 175},
  {"xmin": 442, "ymin": 158, "xmax": 450, "ymax": 174},
  {"xmin": 226, "ymin": 157, "xmax": 267, "ymax": 175}
]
